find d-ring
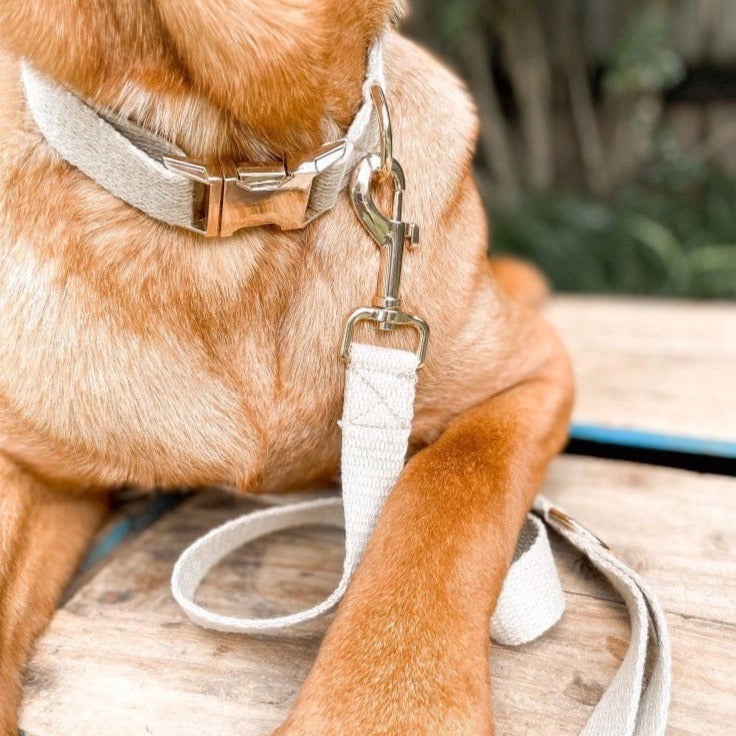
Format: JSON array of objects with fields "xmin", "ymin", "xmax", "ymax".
[{"xmin": 370, "ymin": 85, "xmax": 392, "ymax": 178}]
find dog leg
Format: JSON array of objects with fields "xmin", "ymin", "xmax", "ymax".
[
  {"xmin": 275, "ymin": 320, "xmax": 573, "ymax": 736},
  {"xmin": 0, "ymin": 455, "xmax": 106, "ymax": 736},
  {"xmin": 489, "ymin": 256, "xmax": 550, "ymax": 307}
]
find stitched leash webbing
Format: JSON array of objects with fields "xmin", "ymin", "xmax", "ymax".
[
  {"xmin": 172, "ymin": 344, "xmax": 671, "ymax": 735},
  {"xmin": 536, "ymin": 498, "xmax": 672, "ymax": 736},
  {"xmin": 171, "ymin": 343, "xmax": 418, "ymax": 631},
  {"xmin": 171, "ymin": 343, "xmax": 563, "ymax": 640}
]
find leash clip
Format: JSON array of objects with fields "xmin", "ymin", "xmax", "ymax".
[{"xmin": 341, "ymin": 87, "xmax": 429, "ymax": 367}]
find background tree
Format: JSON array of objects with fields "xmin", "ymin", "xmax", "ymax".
[{"xmin": 405, "ymin": 0, "xmax": 736, "ymax": 298}]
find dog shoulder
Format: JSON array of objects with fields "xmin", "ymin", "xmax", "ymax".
[{"xmin": 386, "ymin": 32, "xmax": 478, "ymax": 222}]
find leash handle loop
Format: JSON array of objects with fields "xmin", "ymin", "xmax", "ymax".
[{"xmin": 171, "ymin": 343, "xmax": 418, "ymax": 632}]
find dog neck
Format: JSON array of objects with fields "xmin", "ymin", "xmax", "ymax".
[
  {"xmin": 100, "ymin": 78, "xmax": 282, "ymax": 166},
  {"xmin": 1, "ymin": 2, "xmax": 401, "ymax": 166}
]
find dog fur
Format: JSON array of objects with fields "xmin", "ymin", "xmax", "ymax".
[{"xmin": 0, "ymin": 1, "xmax": 573, "ymax": 733}]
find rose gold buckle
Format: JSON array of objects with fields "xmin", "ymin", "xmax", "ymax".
[{"xmin": 163, "ymin": 140, "xmax": 346, "ymax": 237}]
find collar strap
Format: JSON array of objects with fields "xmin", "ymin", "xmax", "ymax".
[{"xmin": 21, "ymin": 40, "xmax": 385, "ymax": 237}]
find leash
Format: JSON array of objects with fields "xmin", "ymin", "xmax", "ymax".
[
  {"xmin": 171, "ymin": 338, "xmax": 670, "ymax": 735},
  {"xmin": 22, "ymin": 35, "xmax": 671, "ymax": 735},
  {"xmin": 535, "ymin": 498, "xmax": 672, "ymax": 736},
  {"xmin": 170, "ymin": 78, "xmax": 672, "ymax": 734},
  {"xmin": 171, "ymin": 337, "xmax": 670, "ymax": 734}
]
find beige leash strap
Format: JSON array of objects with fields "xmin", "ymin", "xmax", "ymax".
[
  {"xmin": 171, "ymin": 344, "xmax": 670, "ymax": 736},
  {"xmin": 171, "ymin": 343, "xmax": 564, "ymax": 643},
  {"xmin": 171, "ymin": 343, "xmax": 419, "ymax": 632},
  {"xmin": 536, "ymin": 498, "xmax": 672, "ymax": 736}
]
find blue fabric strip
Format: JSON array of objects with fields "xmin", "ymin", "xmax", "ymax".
[
  {"xmin": 570, "ymin": 422, "xmax": 736, "ymax": 459},
  {"xmin": 80, "ymin": 493, "xmax": 184, "ymax": 572}
]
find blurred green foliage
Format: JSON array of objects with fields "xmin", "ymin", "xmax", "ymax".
[
  {"xmin": 603, "ymin": 7, "xmax": 685, "ymax": 96},
  {"xmin": 492, "ymin": 150, "xmax": 736, "ymax": 298},
  {"xmin": 407, "ymin": 1, "xmax": 736, "ymax": 298}
]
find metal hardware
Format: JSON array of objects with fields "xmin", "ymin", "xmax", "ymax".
[
  {"xmin": 341, "ymin": 150, "xmax": 428, "ymax": 368},
  {"xmin": 163, "ymin": 140, "xmax": 346, "ymax": 237},
  {"xmin": 351, "ymin": 153, "xmax": 420, "ymax": 306},
  {"xmin": 370, "ymin": 85, "xmax": 393, "ymax": 178},
  {"xmin": 545, "ymin": 506, "xmax": 610, "ymax": 550},
  {"xmin": 342, "ymin": 306, "xmax": 429, "ymax": 368}
]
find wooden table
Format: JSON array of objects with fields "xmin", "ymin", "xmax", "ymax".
[
  {"xmin": 19, "ymin": 458, "xmax": 736, "ymax": 736},
  {"xmin": 18, "ymin": 297, "xmax": 736, "ymax": 735},
  {"xmin": 547, "ymin": 297, "xmax": 736, "ymax": 458}
]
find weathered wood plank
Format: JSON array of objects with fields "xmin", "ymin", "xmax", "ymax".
[
  {"xmin": 544, "ymin": 458, "xmax": 736, "ymax": 625},
  {"xmin": 545, "ymin": 296, "xmax": 736, "ymax": 448},
  {"xmin": 19, "ymin": 457, "xmax": 736, "ymax": 735},
  {"xmin": 20, "ymin": 596, "xmax": 735, "ymax": 736}
]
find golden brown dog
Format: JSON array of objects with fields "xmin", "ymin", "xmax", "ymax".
[{"xmin": 0, "ymin": 1, "xmax": 573, "ymax": 733}]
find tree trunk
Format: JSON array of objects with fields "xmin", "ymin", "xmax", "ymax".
[
  {"xmin": 459, "ymin": 29, "xmax": 520, "ymax": 203},
  {"xmin": 495, "ymin": 0, "xmax": 555, "ymax": 191},
  {"xmin": 557, "ymin": 0, "xmax": 610, "ymax": 194}
]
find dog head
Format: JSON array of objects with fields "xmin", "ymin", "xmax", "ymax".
[{"xmin": 0, "ymin": 0, "xmax": 404, "ymax": 160}]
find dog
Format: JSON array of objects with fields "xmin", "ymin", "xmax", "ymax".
[{"xmin": 0, "ymin": 1, "xmax": 573, "ymax": 733}]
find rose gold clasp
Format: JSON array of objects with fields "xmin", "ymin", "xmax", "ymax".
[{"xmin": 163, "ymin": 140, "xmax": 346, "ymax": 237}]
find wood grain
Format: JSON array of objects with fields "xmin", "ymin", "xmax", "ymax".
[
  {"xmin": 545, "ymin": 296, "xmax": 736, "ymax": 444},
  {"xmin": 19, "ymin": 456, "xmax": 736, "ymax": 735}
]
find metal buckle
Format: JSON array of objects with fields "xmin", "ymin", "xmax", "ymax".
[{"xmin": 163, "ymin": 140, "xmax": 346, "ymax": 237}]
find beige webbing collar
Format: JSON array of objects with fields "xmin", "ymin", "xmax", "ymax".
[{"xmin": 20, "ymin": 41, "xmax": 385, "ymax": 237}]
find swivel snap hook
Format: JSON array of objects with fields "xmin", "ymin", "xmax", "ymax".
[
  {"xmin": 340, "ymin": 86, "xmax": 428, "ymax": 368},
  {"xmin": 350, "ymin": 154, "xmax": 418, "ymax": 312}
]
